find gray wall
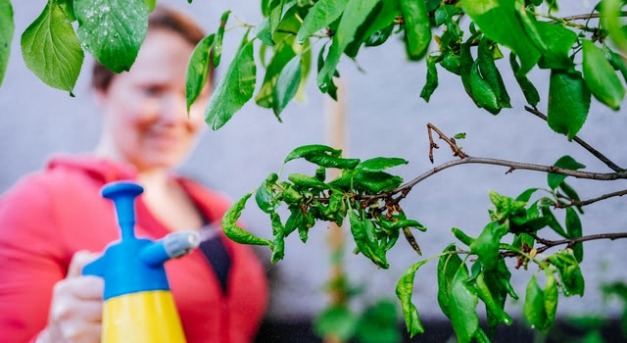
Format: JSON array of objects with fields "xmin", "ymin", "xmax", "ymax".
[{"xmin": 2, "ymin": 1, "xmax": 626, "ymax": 323}]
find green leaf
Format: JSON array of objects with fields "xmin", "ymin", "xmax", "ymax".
[
  {"xmin": 437, "ymin": 244, "xmax": 463, "ymax": 318},
  {"xmin": 544, "ymin": 271, "xmax": 559, "ymax": 328},
  {"xmin": 288, "ymin": 173, "xmax": 327, "ymax": 189},
  {"xmin": 481, "ymin": 263, "xmax": 517, "ymax": 334},
  {"xmin": 213, "ymin": 10, "xmax": 231, "ymax": 67},
  {"xmin": 547, "ymin": 70, "xmax": 591, "ymax": 139},
  {"xmin": 144, "ymin": 0, "xmax": 156, "ymax": 11},
  {"xmin": 365, "ymin": 23, "xmax": 395, "ymax": 47},
  {"xmin": 222, "ymin": 192, "xmax": 274, "ymax": 247},
  {"xmin": 534, "ymin": 22, "xmax": 577, "ymax": 70},
  {"xmin": 382, "ymin": 218, "xmax": 427, "ymax": 232},
  {"xmin": 284, "ymin": 207, "xmax": 305, "ymax": 236},
  {"xmin": 399, "ymin": 0, "xmax": 431, "ymax": 60},
  {"xmin": 186, "ymin": 34, "xmax": 215, "ymax": 112},
  {"xmin": 205, "ymin": 34, "xmax": 256, "ymax": 130},
  {"xmin": 509, "ymin": 53, "xmax": 540, "ymax": 106},
  {"xmin": 317, "ymin": 0, "xmax": 380, "ymax": 93},
  {"xmin": 477, "ymin": 38, "xmax": 511, "ymax": 108},
  {"xmin": 524, "ymin": 274, "xmax": 547, "ymax": 330},
  {"xmin": 350, "ymin": 211, "xmax": 389, "ymax": 268},
  {"xmin": 420, "ymin": 55, "xmax": 439, "ymax": 102},
  {"xmin": 21, "ymin": 1, "xmax": 84, "ymax": 92},
  {"xmin": 74, "ymin": 0, "xmax": 148, "ymax": 73},
  {"xmin": 559, "ymin": 182, "xmax": 583, "ymax": 214},
  {"xmin": 0, "ymin": 0, "xmax": 13, "ymax": 87},
  {"xmin": 255, "ymin": 173, "xmax": 278, "ymax": 213},
  {"xmin": 354, "ymin": 171, "xmax": 403, "ymax": 193},
  {"xmin": 355, "ymin": 300, "xmax": 402, "ymax": 343},
  {"xmin": 524, "ymin": 272, "xmax": 558, "ymax": 331},
  {"xmin": 435, "ymin": 5, "xmax": 463, "ymax": 27},
  {"xmin": 441, "ymin": 51, "xmax": 462, "ymax": 75},
  {"xmin": 313, "ymin": 305, "xmax": 358, "ymax": 341},
  {"xmin": 345, "ymin": 0, "xmax": 400, "ymax": 57},
  {"xmin": 582, "ymin": 40, "xmax": 625, "ymax": 110},
  {"xmin": 470, "ymin": 222, "xmax": 508, "ymax": 271},
  {"xmin": 452, "ymin": 227, "xmax": 475, "ymax": 246},
  {"xmin": 296, "ymin": 0, "xmax": 348, "ymax": 43},
  {"xmin": 273, "ymin": 54, "xmax": 302, "ymax": 116},
  {"xmin": 449, "ymin": 266, "xmax": 479, "ymax": 343},
  {"xmin": 271, "ymin": 231, "xmax": 285, "ymax": 263},
  {"xmin": 356, "ymin": 157, "xmax": 408, "ymax": 172},
  {"xmin": 601, "ymin": 0, "xmax": 627, "ymax": 54},
  {"xmin": 516, "ymin": 188, "xmax": 539, "ymax": 203},
  {"xmin": 284, "ymin": 144, "xmax": 341, "ymax": 163},
  {"xmin": 256, "ymin": 0, "xmax": 283, "ymax": 46},
  {"xmin": 308, "ymin": 155, "xmax": 361, "ymax": 170},
  {"xmin": 548, "ymin": 250, "xmax": 585, "ymax": 296},
  {"xmin": 565, "ymin": 207, "xmax": 584, "ymax": 263},
  {"xmin": 540, "ymin": 205, "xmax": 568, "ymax": 238},
  {"xmin": 396, "ymin": 260, "xmax": 429, "ymax": 337},
  {"xmin": 294, "ymin": 39, "xmax": 312, "ymax": 103},
  {"xmin": 547, "ymin": 155, "xmax": 586, "ymax": 190},
  {"xmin": 607, "ymin": 48, "xmax": 627, "ymax": 84},
  {"xmin": 255, "ymin": 40, "xmax": 296, "ymax": 110},
  {"xmin": 475, "ymin": 271, "xmax": 513, "ymax": 330},
  {"xmin": 461, "ymin": 0, "xmax": 541, "ymax": 75},
  {"xmin": 469, "ymin": 60, "xmax": 501, "ymax": 114}
]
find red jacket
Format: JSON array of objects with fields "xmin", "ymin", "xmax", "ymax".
[{"xmin": 0, "ymin": 155, "xmax": 268, "ymax": 343}]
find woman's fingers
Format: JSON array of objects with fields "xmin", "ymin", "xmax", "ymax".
[
  {"xmin": 67, "ymin": 250, "xmax": 100, "ymax": 278},
  {"xmin": 41, "ymin": 251, "xmax": 104, "ymax": 343}
]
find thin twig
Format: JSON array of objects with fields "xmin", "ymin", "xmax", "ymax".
[
  {"xmin": 405, "ymin": 157, "xmax": 627, "ymax": 188},
  {"xmin": 556, "ymin": 189, "xmax": 627, "ymax": 208},
  {"xmin": 360, "ymin": 157, "xmax": 627, "ymax": 203},
  {"xmin": 561, "ymin": 12, "xmax": 627, "ymax": 22},
  {"xmin": 427, "ymin": 122, "xmax": 468, "ymax": 161},
  {"xmin": 533, "ymin": 232, "xmax": 627, "ymax": 254},
  {"xmin": 524, "ymin": 106, "xmax": 624, "ymax": 172}
]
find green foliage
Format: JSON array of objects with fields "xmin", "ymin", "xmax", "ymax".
[
  {"xmin": 74, "ymin": 0, "xmax": 148, "ymax": 73},
  {"xmin": 204, "ymin": 33, "xmax": 256, "ymax": 130},
  {"xmin": 547, "ymin": 70, "xmax": 591, "ymax": 140},
  {"xmin": 5, "ymin": 1, "xmax": 627, "ymax": 342},
  {"xmin": 222, "ymin": 144, "xmax": 418, "ymax": 267},
  {"xmin": 21, "ymin": 1, "xmax": 84, "ymax": 93},
  {"xmin": 186, "ymin": 34, "xmax": 215, "ymax": 112},
  {"xmin": 313, "ymin": 298, "xmax": 402, "ymax": 343},
  {"xmin": 0, "ymin": 0, "xmax": 13, "ymax": 88}
]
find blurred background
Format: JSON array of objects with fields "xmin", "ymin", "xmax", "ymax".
[{"xmin": 1, "ymin": 1, "xmax": 626, "ymax": 342}]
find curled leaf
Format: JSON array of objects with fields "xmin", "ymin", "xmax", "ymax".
[{"xmin": 222, "ymin": 192, "xmax": 274, "ymax": 247}]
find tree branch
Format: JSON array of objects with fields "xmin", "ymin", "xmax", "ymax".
[
  {"xmin": 524, "ymin": 106, "xmax": 624, "ymax": 172},
  {"xmin": 427, "ymin": 123, "xmax": 468, "ymax": 162},
  {"xmin": 556, "ymin": 189, "xmax": 627, "ymax": 208},
  {"xmin": 533, "ymin": 232, "xmax": 627, "ymax": 254},
  {"xmin": 560, "ymin": 11, "xmax": 627, "ymax": 22},
  {"xmin": 402, "ymin": 157, "xmax": 627, "ymax": 190}
]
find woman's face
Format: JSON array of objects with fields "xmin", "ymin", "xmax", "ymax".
[{"xmin": 97, "ymin": 29, "xmax": 210, "ymax": 172}]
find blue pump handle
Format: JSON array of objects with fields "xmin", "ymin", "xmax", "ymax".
[
  {"xmin": 102, "ymin": 181, "xmax": 144, "ymax": 240},
  {"xmin": 83, "ymin": 181, "xmax": 171, "ymax": 300}
]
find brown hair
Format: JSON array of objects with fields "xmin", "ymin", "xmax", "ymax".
[{"xmin": 91, "ymin": 5, "xmax": 209, "ymax": 92}]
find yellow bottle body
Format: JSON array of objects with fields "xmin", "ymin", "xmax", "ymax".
[{"xmin": 102, "ymin": 290, "xmax": 186, "ymax": 343}]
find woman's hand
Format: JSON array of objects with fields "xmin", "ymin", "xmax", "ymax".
[{"xmin": 36, "ymin": 251, "xmax": 103, "ymax": 343}]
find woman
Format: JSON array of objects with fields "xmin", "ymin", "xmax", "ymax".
[{"xmin": 0, "ymin": 5, "xmax": 268, "ymax": 343}]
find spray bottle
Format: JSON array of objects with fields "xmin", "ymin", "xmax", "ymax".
[{"xmin": 83, "ymin": 181, "xmax": 200, "ymax": 343}]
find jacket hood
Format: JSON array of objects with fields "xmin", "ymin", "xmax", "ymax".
[{"xmin": 46, "ymin": 154, "xmax": 138, "ymax": 184}]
